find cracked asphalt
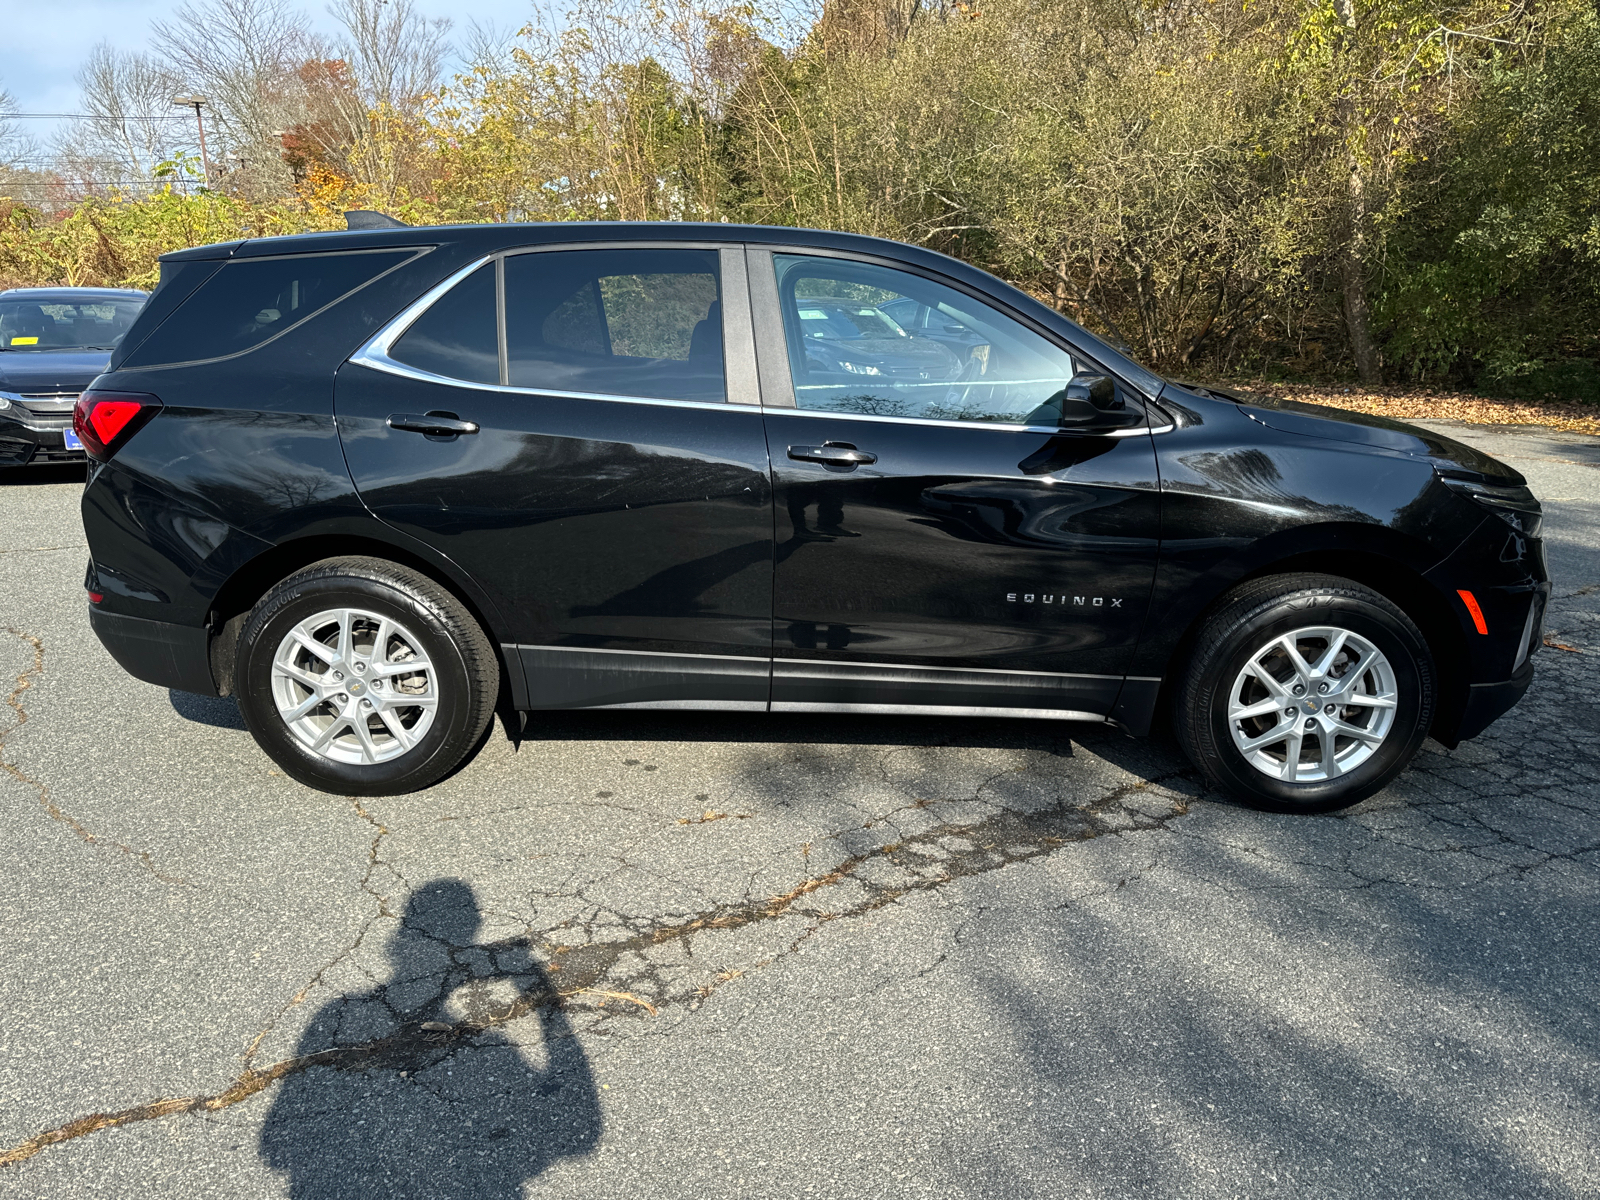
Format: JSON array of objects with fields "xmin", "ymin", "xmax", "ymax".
[{"xmin": 1, "ymin": 419, "xmax": 1597, "ymax": 1198}]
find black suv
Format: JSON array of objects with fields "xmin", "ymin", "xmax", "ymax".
[
  {"xmin": 0, "ymin": 287, "xmax": 147, "ymax": 466},
  {"xmin": 78, "ymin": 221, "xmax": 1547, "ymax": 811}
]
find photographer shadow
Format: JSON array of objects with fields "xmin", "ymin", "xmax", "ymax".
[{"xmin": 260, "ymin": 879, "xmax": 601, "ymax": 1198}]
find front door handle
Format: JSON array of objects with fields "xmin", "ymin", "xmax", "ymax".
[
  {"xmin": 787, "ymin": 443, "xmax": 877, "ymax": 466},
  {"xmin": 387, "ymin": 411, "xmax": 480, "ymax": 437}
]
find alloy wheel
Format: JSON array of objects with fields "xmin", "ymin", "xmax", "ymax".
[
  {"xmin": 1226, "ymin": 625, "xmax": 1398, "ymax": 783},
  {"xmin": 270, "ymin": 607, "xmax": 438, "ymax": 765}
]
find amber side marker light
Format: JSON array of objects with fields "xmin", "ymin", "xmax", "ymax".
[
  {"xmin": 72, "ymin": 390, "xmax": 163, "ymax": 461},
  {"xmin": 1457, "ymin": 589, "xmax": 1489, "ymax": 635}
]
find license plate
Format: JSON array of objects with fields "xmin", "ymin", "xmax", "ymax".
[{"xmin": 63, "ymin": 429, "xmax": 84, "ymax": 451}]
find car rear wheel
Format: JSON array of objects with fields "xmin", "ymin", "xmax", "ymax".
[
  {"xmin": 235, "ymin": 557, "xmax": 498, "ymax": 795},
  {"xmin": 1174, "ymin": 573, "xmax": 1435, "ymax": 813}
]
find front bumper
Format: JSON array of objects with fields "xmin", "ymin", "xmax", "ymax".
[
  {"xmin": 88, "ymin": 605, "xmax": 217, "ymax": 695},
  {"xmin": 0, "ymin": 408, "xmax": 85, "ymax": 466},
  {"xmin": 1453, "ymin": 659, "xmax": 1536, "ymax": 744}
]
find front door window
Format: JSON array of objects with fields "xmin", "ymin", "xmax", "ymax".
[{"xmin": 774, "ymin": 254, "xmax": 1076, "ymax": 425}]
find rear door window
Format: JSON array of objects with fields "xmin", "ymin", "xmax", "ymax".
[
  {"xmin": 389, "ymin": 262, "xmax": 499, "ymax": 384},
  {"xmin": 123, "ymin": 248, "xmax": 416, "ymax": 367},
  {"xmin": 503, "ymin": 249, "xmax": 724, "ymax": 403}
]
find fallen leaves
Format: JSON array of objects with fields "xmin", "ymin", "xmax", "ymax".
[
  {"xmin": 1226, "ymin": 382, "xmax": 1600, "ymax": 437},
  {"xmin": 1543, "ymin": 638, "xmax": 1582, "ymax": 654}
]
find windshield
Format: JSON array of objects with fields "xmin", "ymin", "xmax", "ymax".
[
  {"xmin": 796, "ymin": 299, "xmax": 906, "ymax": 341},
  {"xmin": 0, "ymin": 297, "xmax": 146, "ymax": 351}
]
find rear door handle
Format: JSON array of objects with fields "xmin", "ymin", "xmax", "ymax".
[
  {"xmin": 387, "ymin": 412, "xmax": 479, "ymax": 437},
  {"xmin": 787, "ymin": 443, "xmax": 877, "ymax": 466}
]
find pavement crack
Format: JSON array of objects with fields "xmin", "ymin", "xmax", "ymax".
[
  {"xmin": 1, "ymin": 627, "xmax": 190, "ymax": 887},
  {"xmin": 240, "ymin": 797, "xmax": 401, "ymax": 1068}
]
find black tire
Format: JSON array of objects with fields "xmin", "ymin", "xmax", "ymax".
[
  {"xmin": 235, "ymin": 556, "xmax": 499, "ymax": 796},
  {"xmin": 1174, "ymin": 573, "xmax": 1435, "ymax": 813}
]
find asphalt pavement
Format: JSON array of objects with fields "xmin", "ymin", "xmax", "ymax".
[{"xmin": 1, "ymin": 419, "xmax": 1596, "ymax": 1198}]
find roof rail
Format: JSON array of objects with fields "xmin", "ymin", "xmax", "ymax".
[{"xmin": 345, "ymin": 210, "xmax": 409, "ymax": 231}]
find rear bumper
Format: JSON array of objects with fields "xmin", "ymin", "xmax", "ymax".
[{"xmin": 88, "ymin": 605, "xmax": 217, "ymax": 695}]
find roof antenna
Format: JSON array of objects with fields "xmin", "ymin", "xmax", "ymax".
[{"xmin": 345, "ymin": 210, "xmax": 408, "ymax": 230}]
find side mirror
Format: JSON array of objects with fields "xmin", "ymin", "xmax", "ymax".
[
  {"xmin": 1025, "ymin": 374, "xmax": 1139, "ymax": 430},
  {"xmin": 1068, "ymin": 373, "xmax": 1121, "ymax": 412}
]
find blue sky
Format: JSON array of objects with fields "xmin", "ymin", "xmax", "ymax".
[{"xmin": 3, "ymin": 0, "xmax": 539, "ymax": 145}]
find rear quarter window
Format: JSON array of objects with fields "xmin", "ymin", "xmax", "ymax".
[{"xmin": 122, "ymin": 249, "xmax": 418, "ymax": 367}]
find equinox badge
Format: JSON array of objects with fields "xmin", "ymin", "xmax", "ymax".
[{"xmin": 1007, "ymin": 593, "xmax": 1124, "ymax": 607}]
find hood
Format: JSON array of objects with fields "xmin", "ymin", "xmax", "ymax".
[
  {"xmin": 1177, "ymin": 384, "xmax": 1524, "ymax": 486},
  {"xmin": 0, "ymin": 348, "xmax": 113, "ymax": 394}
]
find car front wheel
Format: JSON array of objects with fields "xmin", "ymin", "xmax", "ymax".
[
  {"xmin": 1174, "ymin": 573, "xmax": 1436, "ymax": 813},
  {"xmin": 235, "ymin": 557, "xmax": 499, "ymax": 795}
]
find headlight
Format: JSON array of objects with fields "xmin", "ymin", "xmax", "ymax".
[
  {"xmin": 1439, "ymin": 475, "xmax": 1543, "ymax": 538},
  {"xmin": 0, "ymin": 391, "xmax": 18, "ymax": 411},
  {"xmin": 839, "ymin": 361, "xmax": 882, "ymax": 376}
]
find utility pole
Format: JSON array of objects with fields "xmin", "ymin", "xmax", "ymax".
[{"xmin": 172, "ymin": 94, "xmax": 213, "ymax": 187}]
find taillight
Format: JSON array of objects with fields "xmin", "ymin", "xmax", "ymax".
[{"xmin": 73, "ymin": 390, "xmax": 162, "ymax": 461}]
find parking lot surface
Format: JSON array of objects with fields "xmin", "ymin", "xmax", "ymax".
[{"xmin": 1, "ymin": 420, "xmax": 1597, "ymax": 1198}]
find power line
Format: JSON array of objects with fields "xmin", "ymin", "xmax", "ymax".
[{"xmin": 5, "ymin": 113, "xmax": 193, "ymax": 121}]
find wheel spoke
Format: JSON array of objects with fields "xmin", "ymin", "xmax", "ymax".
[
  {"xmin": 1230, "ymin": 695, "xmax": 1286, "ymax": 721},
  {"xmin": 376, "ymin": 706, "xmax": 414, "ymax": 750},
  {"xmin": 310, "ymin": 714, "xmax": 351, "ymax": 752},
  {"xmin": 337, "ymin": 610, "xmax": 355, "ymax": 660},
  {"xmin": 1327, "ymin": 715, "xmax": 1386, "ymax": 745},
  {"xmin": 274, "ymin": 661, "xmax": 326, "ymax": 690},
  {"xmin": 1239, "ymin": 720, "xmax": 1294, "ymax": 754},
  {"xmin": 373, "ymin": 655, "xmax": 432, "ymax": 679},
  {"xmin": 1316, "ymin": 725, "xmax": 1342, "ymax": 777},
  {"xmin": 1279, "ymin": 728, "xmax": 1304, "ymax": 780},
  {"xmin": 1311, "ymin": 630, "xmax": 1350, "ymax": 677},
  {"xmin": 364, "ymin": 617, "xmax": 392, "ymax": 666},
  {"xmin": 280, "ymin": 692, "xmax": 324, "ymax": 723},
  {"xmin": 1340, "ymin": 692, "xmax": 1397, "ymax": 710},
  {"xmin": 1280, "ymin": 637, "xmax": 1313, "ymax": 680},
  {"xmin": 351, "ymin": 714, "xmax": 381, "ymax": 763},
  {"xmin": 1247, "ymin": 662, "xmax": 1290, "ymax": 697},
  {"xmin": 290, "ymin": 631, "xmax": 337, "ymax": 666}
]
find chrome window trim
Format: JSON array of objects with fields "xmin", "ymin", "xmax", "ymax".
[
  {"xmin": 350, "ymin": 248, "xmax": 756, "ymax": 413},
  {"xmin": 772, "ymin": 702, "xmax": 1108, "ymax": 722},
  {"xmin": 351, "ymin": 254, "xmax": 495, "ymax": 369},
  {"xmin": 762, "ymin": 404, "xmax": 1161, "ymax": 438}
]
